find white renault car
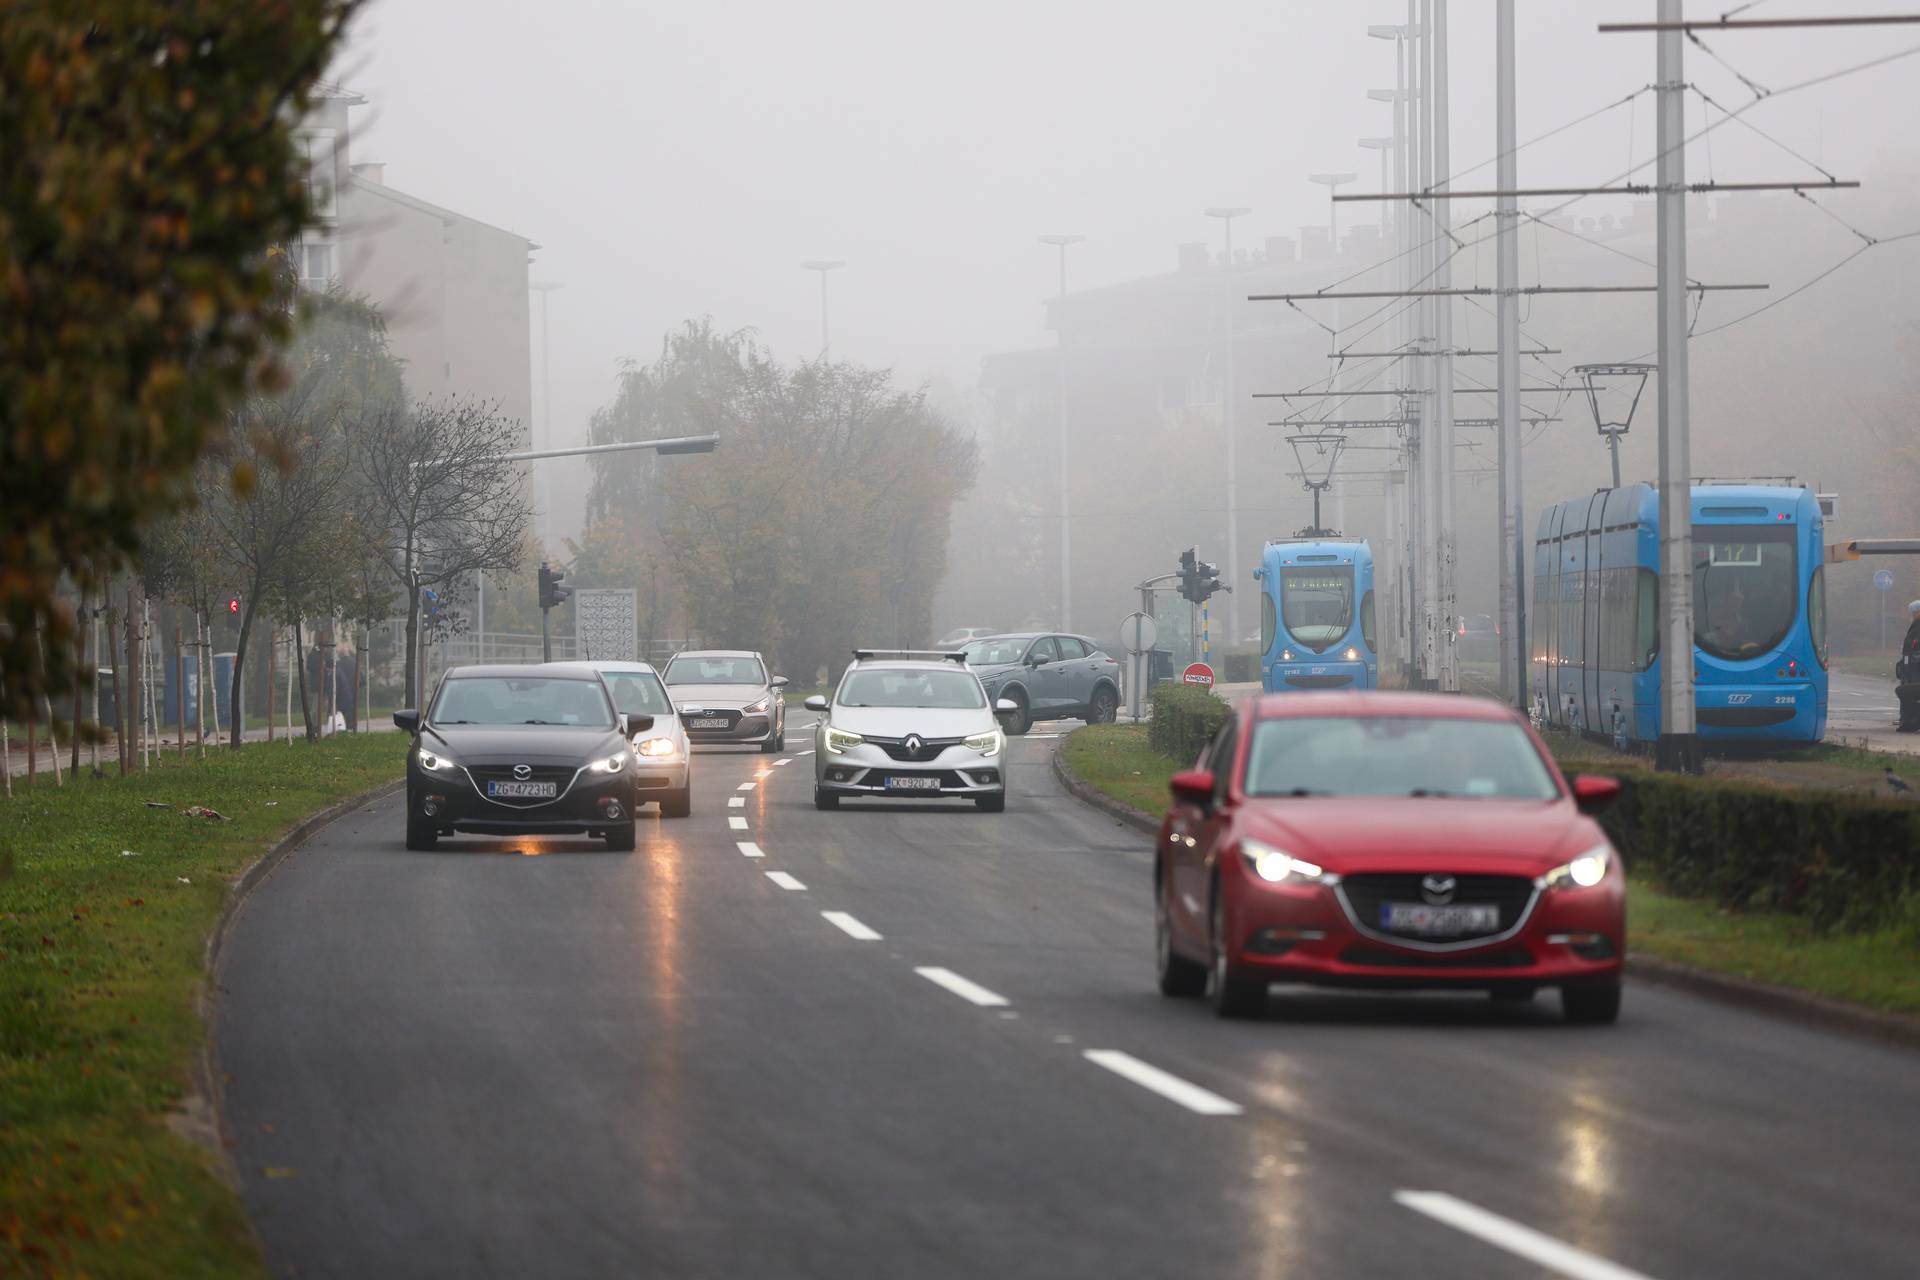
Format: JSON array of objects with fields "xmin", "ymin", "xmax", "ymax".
[
  {"xmin": 556, "ymin": 661, "xmax": 692, "ymax": 817},
  {"xmin": 805, "ymin": 650, "xmax": 1016, "ymax": 812}
]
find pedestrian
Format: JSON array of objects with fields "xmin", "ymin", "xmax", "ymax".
[{"xmin": 1896, "ymin": 600, "xmax": 1920, "ymax": 732}]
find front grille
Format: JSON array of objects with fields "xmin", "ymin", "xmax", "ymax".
[
  {"xmin": 466, "ymin": 765, "xmax": 578, "ymax": 807},
  {"xmin": 1285, "ymin": 674, "xmax": 1355, "ymax": 689},
  {"xmin": 1339, "ymin": 944, "xmax": 1534, "ymax": 969},
  {"xmin": 1338, "ymin": 873, "xmax": 1535, "ymax": 944},
  {"xmin": 1699, "ymin": 706, "xmax": 1796, "ymax": 728},
  {"xmin": 866, "ymin": 735, "xmax": 964, "ymax": 763}
]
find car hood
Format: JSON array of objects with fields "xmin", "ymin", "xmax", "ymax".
[
  {"xmin": 826, "ymin": 705, "xmax": 994, "ymax": 738},
  {"xmin": 1235, "ymin": 797, "xmax": 1601, "ymax": 877},
  {"xmin": 423, "ymin": 723, "xmax": 626, "ymax": 766},
  {"xmin": 969, "ymin": 663, "xmax": 1022, "ymax": 680},
  {"xmin": 665, "ymin": 684, "xmax": 768, "ymax": 711}
]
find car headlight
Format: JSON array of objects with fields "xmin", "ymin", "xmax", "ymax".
[
  {"xmin": 1537, "ymin": 843, "xmax": 1611, "ymax": 891},
  {"xmin": 1280, "ymin": 648, "xmax": 1295, "ymax": 662},
  {"xmin": 636, "ymin": 737, "xmax": 679, "ymax": 759},
  {"xmin": 744, "ymin": 696, "xmax": 770, "ymax": 715},
  {"xmin": 1240, "ymin": 838, "xmax": 1328, "ymax": 884},
  {"xmin": 964, "ymin": 728, "xmax": 1003, "ymax": 757},
  {"xmin": 416, "ymin": 749, "xmax": 455, "ymax": 772},
  {"xmin": 825, "ymin": 725, "xmax": 864, "ymax": 755},
  {"xmin": 1343, "ymin": 646, "xmax": 1360, "ymax": 661},
  {"xmin": 589, "ymin": 750, "xmax": 629, "ymax": 774}
]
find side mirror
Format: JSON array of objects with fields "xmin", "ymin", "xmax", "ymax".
[
  {"xmin": 1572, "ymin": 774, "xmax": 1621, "ymax": 814},
  {"xmin": 994, "ymin": 697, "xmax": 1019, "ymax": 715},
  {"xmin": 804, "ymin": 695, "xmax": 829, "ymax": 712},
  {"xmin": 1027, "ymin": 655, "xmax": 1046, "ymax": 668},
  {"xmin": 771, "ymin": 676, "xmax": 789, "ymax": 689},
  {"xmin": 622, "ymin": 714, "xmax": 654, "ymax": 737},
  {"xmin": 393, "ymin": 709, "xmax": 420, "ymax": 735},
  {"xmin": 1170, "ymin": 769, "xmax": 1216, "ymax": 808}
]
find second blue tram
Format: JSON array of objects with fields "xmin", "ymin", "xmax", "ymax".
[
  {"xmin": 1531, "ymin": 482, "xmax": 1828, "ymax": 747},
  {"xmin": 1254, "ymin": 539, "xmax": 1378, "ymax": 692}
]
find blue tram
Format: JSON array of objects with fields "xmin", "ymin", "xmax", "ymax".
[
  {"xmin": 1531, "ymin": 483, "xmax": 1828, "ymax": 747},
  {"xmin": 1254, "ymin": 539, "xmax": 1379, "ymax": 692}
]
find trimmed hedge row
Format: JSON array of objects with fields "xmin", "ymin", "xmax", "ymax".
[
  {"xmin": 1571, "ymin": 761, "xmax": 1920, "ymax": 932},
  {"xmin": 1148, "ymin": 681, "xmax": 1228, "ymax": 764}
]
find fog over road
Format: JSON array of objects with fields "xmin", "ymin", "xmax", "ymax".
[{"xmin": 217, "ymin": 719, "xmax": 1920, "ymax": 1279}]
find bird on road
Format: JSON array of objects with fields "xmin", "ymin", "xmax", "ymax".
[{"xmin": 1885, "ymin": 769, "xmax": 1913, "ymax": 796}]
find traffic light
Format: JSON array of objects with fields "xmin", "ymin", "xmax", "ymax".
[
  {"xmin": 1175, "ymin": 547, "xmax": 1227, "ymax": 604},
  {"xmin": 538, "ymin": 561, "xmax": 572, "ymax": 611},
  {"xmin": 227, "ymin": 597, "xmax": 240, "ymax": 615},
  {"xmin": 1194, "ymin": 559, "xmax": 1223, "ymax": 603}
]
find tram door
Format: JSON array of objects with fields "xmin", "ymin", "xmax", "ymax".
[{"xmin": 1582, "ymin": 493, "xmax": 1606, "ymax": 731}]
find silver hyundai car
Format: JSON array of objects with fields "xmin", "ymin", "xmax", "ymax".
[
  {"xmin": 805, "ymin": 651, "xmax": 1016, "ymax": 812},
  {"xmin": 661, "ymin": 649, "xmax": 788, "ymax": 752}
]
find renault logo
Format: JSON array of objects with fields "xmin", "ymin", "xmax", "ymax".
[
  {"xmin": 905, "ymin": 734, "xmax": 925, "ymax": 756},
  {"xmin": 513, "ymin": 764, "xmax": 532, "ymax": 780},
  {"xmin": 1420, "ymin": 874, "xmax": 1457, "ymax": 905}
]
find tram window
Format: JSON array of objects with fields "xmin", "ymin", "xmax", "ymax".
[
  {"xmin": 1636, "ymin": 569, "xmax": 1659, "ymax": 669},
  {"xmin": 1360, "ymin": 591, "xmax": 1376, "ymax": 652},
  {"xmin": 1693, "ymin": 527, "xmax": 1797, "ymax": 660}
]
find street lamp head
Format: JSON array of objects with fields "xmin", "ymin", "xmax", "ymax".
[
  {"xmin": 801, "ymin": 260, "xmax": 845, "ymax": 273},
  {"xmin": 530, "ymin": 280, "xmax": 565, "ymax": 293},
  {"xmin": 1367, "ymin": 88, "xmax": 1404, "ymax": 102},
  {"xmin": 1368, "ymin": 23, "xmax": 1420, "ymax": 38},
  {"xmin": 1038, "ymin": 234, "xmax": 1085, "ymax": 247},
  {"xmin": 1203, "ymin": 206, "xmax": 1253, "ymax": 220},
  {"xmin": 1308, "ymin": 173, "xmax": 1359, "ymax": 188},
  {"xmin": 1358, "ymin": 137, "xmax": 1393, "ymax": 150}
]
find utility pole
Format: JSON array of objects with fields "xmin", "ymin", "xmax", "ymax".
[
  {"xmin": 1412, "ymin": 0, "xmax": 1436, "ymax": 689},
  {"xmin": 1654, "ymin": 0, "xmax": 1699, "ymax": 772},
  {"xmin": 1495, "ymin": 0, "xmax": 1527, "ymax": 710},
  {"xmin": 529, "ymin": 281, "xmax": 563, "ymax": 556},
  {"xmin": 1040, "ymin": 234, "xmax": 1084, "ymax": 631},
  {"xmin": 1432, "ymin": 0, "xmax": 1457, "ymax": 692},
  {"xmin": 1205, "ymin": 206, "xmax": 1251, "ymax": 647},
  {"xmin": 801, "ymin": 260, "xmax": 844, "ymax": 357}
]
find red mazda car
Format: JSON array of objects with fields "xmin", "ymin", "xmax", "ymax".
[{"xmin": 1154, "ymin": 691, "xmax": 1624, "ymax": 1023}]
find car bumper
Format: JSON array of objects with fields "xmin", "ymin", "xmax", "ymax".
[
  {"xmin": 1224, "ymin": 876, "xmax": 1624, "ymax": 989},
  {"xmin": 1264, "ymin": 660, "xmax": 1374, "ymax": 691},
  {"xmin": 815, "ymin": 745, "xmax": 1005, "ymax": 797},
  {"xmin": 631, "ymin": 758, "xmax": 689, "ymax": 798},
  {"xmin": 410, "ymin": 764, "xmax": 635, "ymax": 836},
  {"xmin": 680, "ymin": 712, "xmax": 775, "ymax": 744}
]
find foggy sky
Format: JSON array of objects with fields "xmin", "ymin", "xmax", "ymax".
[{"xmin": 339, "ymin": 1, "xmax": 1920, "ymax": 468}]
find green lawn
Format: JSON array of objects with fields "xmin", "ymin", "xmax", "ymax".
[
  {"xmin": 0, "ymin": 734, "xmax": 407, "ymax": 1278},
  {"xmin": 1059, "ymin": 722, "xmax": 1920, "ymax": 1017}
]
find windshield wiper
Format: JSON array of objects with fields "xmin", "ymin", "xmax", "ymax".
[{"xmin": 1408, "ymin": 788, "xmax": 1453, "ymax": 798}]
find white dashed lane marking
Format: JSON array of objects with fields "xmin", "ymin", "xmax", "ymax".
[
  {"xmin": 736, "ymin": 842, "xmax": 765, "ymax": 859},
  {"xmin": 821, "ymin": 911, "xmax": 882, "ymax": 941},
  {"xmin": 1081, "ymin": 1050, "xmax": 1243, "ymax": 1117},
  {"xmin": 914, "ymin": 967, "xmax": 1010, "ymax": 1008},
  {"xmin": 1393, "ymin": 1191, "xmax": 1658, "ymax": 1280},
  {"xmin": 729, "ymin": 816, "xmax": 748, "ymax": 830},
  {"xmin": 728, "ymin": 797, "xmax": 745, "ymax": 808},
  {"xmin": 737, "ymin": 781, "xmax": 757, "ymax": 791},
  {"xmin": 765, "ymin": 871, "xmax": 806, "ymax": 891}
]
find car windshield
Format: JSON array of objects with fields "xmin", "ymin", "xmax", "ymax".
[
  {"xmin": 601, "ymin": 671, "xmax": 674, "ymax": 717},
  {"xmin": 1243, "ymin": 715, "xmax": 1558, "ymax": 800},
  {"xmin": 664, "ymin": 655, "xmax": 765, "ymax": 685},
  {"xmin": 430, "ymin": 677, "xmax": 614, "ymax": 727},
  {"xmin": 1280, "ymin": 567, "xmax": 1354, "ymax": 651},
  {"xmin": 1694, "ymin": 526, "xmax": 1798, "ymax": 660},
  {"xmin": 838, "ymin": 669, "xmax": 987, "ymax": 709},
  {"xmin": 963, "ymin": 637, "xmax": 1031, "ymax": 665}
]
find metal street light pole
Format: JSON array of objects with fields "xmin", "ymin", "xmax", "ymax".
[
  {"xmin": 1308, "ymin": 172, "xmax": 1359, "ymax": 256},
  {"xmin": 1309, "ymin": 172, "xmax": 1359, "ymax": 537},
  {"xmin": 801, "ymin": 260, "xmax": 844, "ymax": 357},
  {"xmin": 1039, "ymin": 234, "xmax": 1084, "ymax": 631},
  {"xmin": 1204, "ymin": 206, "xmax": 1251, "ymax": 646},
  {"xmin": 1432, "ymin": 0, "xmax": 1458, "ymax": 692},
  {"xmin": 529, "ymin": 281, "xmax": 563, "ymax": 556},
  {"xmin": 1495, "ymin": 0, "xmax": 1527, "ymax": 710}
]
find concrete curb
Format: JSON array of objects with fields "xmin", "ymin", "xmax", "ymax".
[
  {"xmin": 173, "ymin": 777, "xmax": 407, "ymax": 1186},
  {"xmin": 1050, "ymin": 730, "xmax": 1920, "ymax": 1052}
]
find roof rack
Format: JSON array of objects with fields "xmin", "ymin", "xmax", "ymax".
[{"xmin": 851, "ymin": 648, "xmax": 969, "ymax": 664}]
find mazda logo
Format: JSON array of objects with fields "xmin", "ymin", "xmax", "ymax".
[
  {"xmin": 1420, "ymin": 874, "xmax": 1457, "ymax": 905},
  {"xmin": 513, "ymin": 764, "xmax": 532, "ymax": 780},
  {"xmin": 905, "ymin": 734, "xmax": 924, "ymax": 756}
]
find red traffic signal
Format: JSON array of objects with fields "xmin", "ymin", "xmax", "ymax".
[{"xmin": 227, "ymin": 597, "xmax": 240, "ymax": 614}]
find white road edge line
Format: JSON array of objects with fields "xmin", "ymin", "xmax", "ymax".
[
  {"xmin": 1081, "ymin": 1050, "xmax": 1243, "ymax": 1117},
  {"xmin": 728, "ymin": 816, "xmax": 749, "ymax": 830},
  {"xmin": 765, "ymin": 870, "xmax": 806, "ymax": 890},
  {"xmin": 913, "ymin": 966, "xmax": 1010, "ymax": 1008},
  {"xmin": 736, "ymin": 841, "xmax": 765, "ymax": 859},
  {"xmin": 1393, "ymin": 1191, "xmax": 1657, "ymax": 1280},
  {"xmin": 797, "ymin": 749, "xmax": 815, "ymax": 756},
  {"xmin": 821, "ymin": 911, "xmax": 882, "ymax": 941},
  {"xmin": 737, "ymin": 781, "xmax": 757, "ymax": 791},
  {"xmin": 727, "ymin": 796, "xmax": 745, "ymax": 808},
  {"xmin": 775, "ymin": 758, "xmax": 792, "ymax": 766}
]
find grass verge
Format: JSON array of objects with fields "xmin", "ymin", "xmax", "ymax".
[
  {"xmin": 1, "ymin": 734, "xmax": 407, "ymax": 1278},
  {"xmin": 1060, "ymin": 722, "xmax": 1920, "ymax": 1017}
]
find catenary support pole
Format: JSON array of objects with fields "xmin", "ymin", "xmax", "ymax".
[
  {"xmin": 1433, "ymin": 0, "xmax": 1458, "ymax": 692},
  {"xmin": 1496, "ymin": 0, "xmax": 1527, "ymax": 710}
]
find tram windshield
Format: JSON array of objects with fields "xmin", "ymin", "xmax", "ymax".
[
  {"xmin": 1280, "ymin": 566, "xmax": 1355, "ymax": 652},
  {"xmin": 1693, "ymin": 526, "xmax": 1798, "ymax": 660}
]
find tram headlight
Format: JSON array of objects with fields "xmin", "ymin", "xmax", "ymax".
[
  {"xmin": 1281, "ymin": 648, "xmax": 1295, "ymax": 662},
  {"xmin": 1343, "ymin": 646, "xmax": 1360, "ymax": 661}
]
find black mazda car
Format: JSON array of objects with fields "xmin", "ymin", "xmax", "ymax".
[{"xmin": 395, "ymin": 664, "xmax": 652, "ymax": 851}]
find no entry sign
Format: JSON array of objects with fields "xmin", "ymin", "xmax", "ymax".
[{"xmin": 1181, "ymin": 662, "xmax": 1215, "ymax": 689}]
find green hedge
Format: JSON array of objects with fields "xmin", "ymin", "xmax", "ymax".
[
  {"xmin": 1149, "ymin": 682, "xmax": 1228, "ymax": 764},
  {"xmin": 1575, "ymin": 762, "xmax": 1920, "ymax": 932}
]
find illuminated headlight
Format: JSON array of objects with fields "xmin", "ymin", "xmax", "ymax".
[
  {"xmin": 1343, "ymin": 646, "xmax": 1360, "ymax": 661},
  {"xmin": 636, "ymin": 737, "xmax": 679, "ymax": 759},
  {"xmin": 588, "ymin": 751, "xmax": 629, "ymax": 775},
  {"xmin": 1537, "ymin": 844, "xmax": 1611, "ymax": 891},
  {"xmin": 1240, "ymin": 838, "xmax": 1328, "ymax": 884},
  {"xmin": 964, "ymin": 728, "xmax": 1004, "ymax": 757},
  {"xmin": 743, "ymin": 696, "xmax": 770, "ymax": 715},
  {"xmin": 416, "ymin": 749, "xmax": 455, "ymax": 772},
  {"xmin": 1281, "ymin": 648, "xmax": 1295, "ymax": 662},
  {"xmin": 825, "ymin": 725, "xmax": 864, "ymax": 755}
]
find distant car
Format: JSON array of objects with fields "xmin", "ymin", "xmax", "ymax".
[
  {"xmin": 661, "ymin": 649, "xmax": 787, "ymax": 752},
  {"xmin": 554, "ymin": 661, "xmax": 691, "ymax": 817},
  {"xmin": 1456, "ymin": 613, "xmax": 1499, "ymax": 663},
  {"xmin": 1154, "ymin": 690, "xmax": 1624, "ymax": 1023},
  {"xmin": 935, "ymin": 626, "xmax": 999, "ymax": 649},
  {"xmin": 806, "ymin": 650, "xmax": 1014, "ymax": 811},
  {"xmin": 395, "ymin": 664, "xmax": 648, "ymax": 851},
  {"xmin": 961, "ymin": 632, "xmax": 1122, "ymax": 735}
]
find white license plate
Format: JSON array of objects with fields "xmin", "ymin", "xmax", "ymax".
[
  {"xmin": 687, "ymin": 717, "xmax": 729, "ymax": 730},
  {"xmin": 1381, "ymin": 902, "xmax": 1501, "ymax": 936},
  {"xmin": 486, "ymin": 780, "xmax": 557, "ymax": 799},
  {"xmin": 884, "ymin": 775, "xmax": 942, "ymax": 792}
]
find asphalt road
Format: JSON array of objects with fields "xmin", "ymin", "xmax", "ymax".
[{"xmin": 217, "ymin": 718, "xmax": 1920, "ymax": 1279}]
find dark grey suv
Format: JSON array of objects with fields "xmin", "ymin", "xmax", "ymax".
[{"xmin": 961, "ymin": 633, "xmax": 1122, "ymax": 735}]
